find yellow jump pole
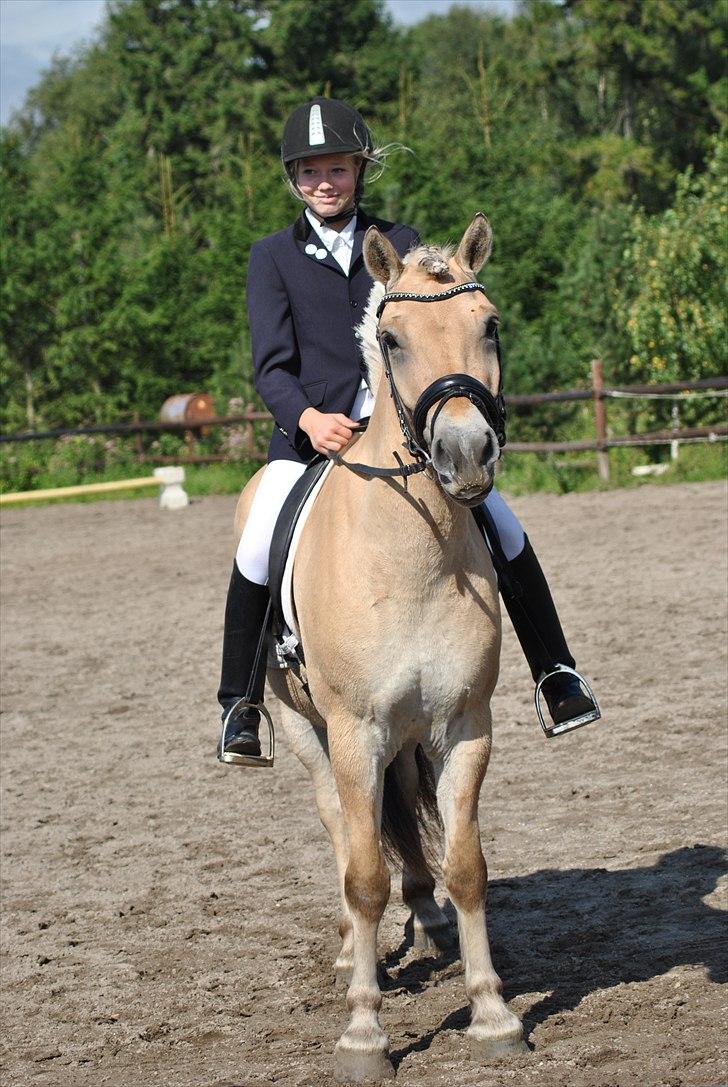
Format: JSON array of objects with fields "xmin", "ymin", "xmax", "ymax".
[{"xmin": 0, "ymin": 467, "xmax": 189, "ymax": 509}]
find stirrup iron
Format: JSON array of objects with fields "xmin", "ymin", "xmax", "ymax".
[
  {"xmin": 535, "ymin": 664, "xmax": 601, "ymax": 739},
  {"xmin": 218, "ymin": 699, "xmax": 275, "ymax": 768}
]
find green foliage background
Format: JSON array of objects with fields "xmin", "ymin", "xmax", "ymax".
[{"xmin": 1, "ymin": 0, "xmax": 726, "ymax": 441}]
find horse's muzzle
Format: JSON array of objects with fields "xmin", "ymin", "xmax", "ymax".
[
  {"xmin": 429, "ymin": 403, "xmax": 499, "ymax": 506},
  {"xmin": 445, "ymin": 476, "xmax": 496, "ymax": 507}
]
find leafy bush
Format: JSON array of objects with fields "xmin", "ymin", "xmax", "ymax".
[
  {"xmin": 0, "ymin": 435, "xmax": 138, "ymax": 492},
  {"xmin": 616, "ymin": 138, "xmax": 728, "ymax": 427}
]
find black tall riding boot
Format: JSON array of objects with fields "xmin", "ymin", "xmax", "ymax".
[
  {"xmin": 500, "ymin": 536, "xmax": 598, "ymax": 730},
  {"xmin": 217, "ymin": 563, "xmax": 270, "ymax": 760}
]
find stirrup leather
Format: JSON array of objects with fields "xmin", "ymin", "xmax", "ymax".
[
  {"xmin": 218, "ymin": 698, "xmax": 275, "ymax": 768},
  {"xmin": 535, "ymin": 664, "xmax": 601, "ymax": 739}
]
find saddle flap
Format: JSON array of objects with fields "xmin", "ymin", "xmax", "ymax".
[{"xmin": 267, "ymin": 457, "xmax": 331, "ymax": 634}]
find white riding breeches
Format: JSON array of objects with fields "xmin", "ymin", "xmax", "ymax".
[
  {"xmin": 481, "ymin": 486, "xmax": 525, "ymax": 562},
  {"xmin": 236, "ymin": 459, "xmax": 525, "ymax": 586},
  {"xmin": 236, "ymin": 459, "xmax": 308, "ymax": 584},
  {"xmin": 236, "ymin": 381, "xmax": 375, "ymax": 584}
]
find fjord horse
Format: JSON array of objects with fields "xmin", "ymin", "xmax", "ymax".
[{"xmin": 235, "ymin": 214, "xmax": 525, "ymax": 1080}]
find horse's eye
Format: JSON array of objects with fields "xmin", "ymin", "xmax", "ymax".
[
  {"xmin": 381, "ymin": 331, "xmax": 400, "ymax": 352},
  {"xmin": 485, "ymin": 317, "xmax": 499, "ymax": 341}
]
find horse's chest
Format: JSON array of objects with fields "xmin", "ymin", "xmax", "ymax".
[
  {"xmin": 361, "ymin": 581, "xmax": 499, "ymax": 723},
  {"xmin": 295, "ymin": 505, "xmax": 500, "ymax": 726}
]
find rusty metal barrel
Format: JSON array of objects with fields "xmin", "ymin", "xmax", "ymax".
[{"xmin": 159, "ymin": 393, "xmax": 215, "ymax": 426}]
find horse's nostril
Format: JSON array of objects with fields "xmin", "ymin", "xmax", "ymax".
[
  {"xmin": 480, "ymin": 434, "xmax": 495, "ymax": 466},
  {"xmin": 434, "ymin": 438, "xmax": 453, "ymax": 468},
  {"xmin": 433, "ymin": 437, "xmax": 457, "ymax": 479}
]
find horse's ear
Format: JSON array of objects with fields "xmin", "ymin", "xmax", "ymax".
[
  {"xmin": 364, "ymin": 226, "xmax": 404, "ymax": 286},
  {"xmin": 455, "ymin": 213, "xmax": 493, "ymax": 276}
]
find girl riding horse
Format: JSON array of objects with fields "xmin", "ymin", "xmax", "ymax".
[{"xmin": 217, "ymin": 96, "xmax": 599, "ymax": 763}]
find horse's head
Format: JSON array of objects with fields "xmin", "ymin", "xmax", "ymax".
[{"xmin": 362, "ymin": 214, "xmax": 504, "ymax": 506}]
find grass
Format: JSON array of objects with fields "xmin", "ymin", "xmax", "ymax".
[
  {"xmin": 0, "ymin": 459, "xmax": 260, "ymax": 508},
  {"xmin": 496, "ymin": 442, "xmax": 727, "ymax": 496},
  {"xmin": 1, "ymin": 442, "xmax": 725, "ymax": 509},
  {"xmin": 184, "ymin": 460, "xmax": 260, "ymax": 496}
]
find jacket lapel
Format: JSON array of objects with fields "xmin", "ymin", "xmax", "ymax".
[
  {"xmin": 292, "ymin": 211, "xmax": 346, "ymax": 278},
  {"xmin": 348, "ymin": 210, "xmax": 372, "ymax": 281}
]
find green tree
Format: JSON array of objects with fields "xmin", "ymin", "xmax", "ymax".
[
  {"xmin": 0, "ymin": 131, "xmax": 55, "ymax": 430},
  {"xmin": 618, "ymin": 137, "xmax": 727, "ymax": 394},
  {"xmin": 2, "ymin": 0, "xmax": 725, "ymax": 445},
  {"xmin": 564, "ymin": 0, "xmax": 727, "ymax": 206}
]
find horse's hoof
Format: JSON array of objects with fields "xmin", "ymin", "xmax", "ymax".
[
  {"xmin": 334, "ymin": 1043, "xmax": 395, "ymax": 1083},
  {"xmin": 468, "ymin": 1027, "xmax": 529, "ymax": 1060},
  {"xmin": 413, "ymin": 921, "xmax": 457, "ymax": 953}
]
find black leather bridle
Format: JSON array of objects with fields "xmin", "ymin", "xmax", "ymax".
[{"xmin": 332, "ymin": 280, "xmax": 506, "ymax": 484}]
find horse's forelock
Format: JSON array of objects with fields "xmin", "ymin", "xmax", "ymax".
[{"xmin": 406, "ymin": 243, "xmax": 455, "ymax": 281}]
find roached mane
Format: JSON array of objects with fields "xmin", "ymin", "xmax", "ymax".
[{"xmin": 356, "ymin": 244, "xmax": 455, "ymax": 396}]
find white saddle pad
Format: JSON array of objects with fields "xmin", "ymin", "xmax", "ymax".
[{"xmin": 275, "ymin": 460, "xmax": 334, "ymax": 665}]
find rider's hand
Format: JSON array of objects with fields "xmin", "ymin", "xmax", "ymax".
[{"xmin": 299, "ymin": 407, "xmax": 357, "ymax": 455}]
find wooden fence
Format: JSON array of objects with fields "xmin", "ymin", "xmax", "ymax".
[{"xmin": 2, "ymin": 364, "xmax": 726, "ymax": 483}]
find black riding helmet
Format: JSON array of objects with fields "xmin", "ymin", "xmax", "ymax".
[{"xmin": 281, "ymin": 97, "xmax": 373, "ymax": 223}]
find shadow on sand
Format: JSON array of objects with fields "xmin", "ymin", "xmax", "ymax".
[{"xmin": 387, "ymin": 843, "xmax": 727, "ymax": 1068}]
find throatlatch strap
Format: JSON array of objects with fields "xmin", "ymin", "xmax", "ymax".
[{"xmin": 330, "ymin": 451, "xmax": 427, "ymax": 481}]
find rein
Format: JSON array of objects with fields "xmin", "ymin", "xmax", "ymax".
[
  {"xmin": 334, "ymin": 280, "xmax": 507, "ymax": 485},
  {"xmin": 331, "ymin": 440, "xmax": 429, "ymax": 482}
]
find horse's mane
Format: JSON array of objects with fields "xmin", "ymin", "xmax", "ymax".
[{"xmin": 356, "ymin": 244, "xmax": 455, "ymax": 396}]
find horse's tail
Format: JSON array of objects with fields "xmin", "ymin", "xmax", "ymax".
[{"xmin": 381, "ymin": 745, "xmax": 442, "ymax": 873}]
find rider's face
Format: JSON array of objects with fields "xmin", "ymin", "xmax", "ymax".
[{"xmin": 296, "ymin": 154, "xmax": 358, "ymax": 220}]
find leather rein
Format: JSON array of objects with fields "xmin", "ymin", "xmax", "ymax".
[{"xmin": 331, "ymin": 281, "xmax": 507, "ymax": 483}]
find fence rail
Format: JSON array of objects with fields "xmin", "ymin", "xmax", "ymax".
[
  {"xmin": 505, "ymin": 374, "xmax": 728, "ymax": 407},
  {"xmin": 0, "ymin": 412, "xmax": 272, "ymax": 444},
  {"xmin": 508, "ymin": 425, "xmax": 727, "ymax": 454},
  {"xmin": 2, "ymin": 366, "xmax": 726, "ymax": 482}
]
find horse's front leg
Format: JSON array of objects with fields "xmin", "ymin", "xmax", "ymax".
[
  {"xmin": 271, "ymin": 685, "xmax": 354, "ymax": 980},
  {"xmin": 434, "ymin": 716, "xmax": 527, "ymax": 1059},
  {"xmin": 328, "ymin": 721, "xmax": 394, "ymax": 1083}
]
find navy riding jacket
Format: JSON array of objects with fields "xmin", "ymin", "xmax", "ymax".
[{"xmin": 247, "ymin": 209, "xmax": 419, "ymax": 463}]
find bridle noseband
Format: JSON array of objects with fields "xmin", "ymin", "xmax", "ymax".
[
  {"xmin": 376, "ymin": 281, "xmax": 507, "ymax": 462},
  {"xmin": 413, "ymin": 373, "xmax": 507, "ymax": 451},
  {"xmin": 331, "ymin": 280, "xmax": 507, "ymax": 488}
]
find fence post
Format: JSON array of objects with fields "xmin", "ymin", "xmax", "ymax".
[
  {"xmin": 670, "ymin": 402, "xmax": 680, "ymax": 462},
  {"xmin": 591, "ymin": 359, "xmax": 610, "ymax": 482}
]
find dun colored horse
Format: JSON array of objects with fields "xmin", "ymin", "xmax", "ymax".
[{"xmin": 235, "ymin": 214, "xmax": 526, "ymax": 1081}]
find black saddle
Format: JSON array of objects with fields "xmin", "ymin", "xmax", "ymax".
[{"xmin": 268, "ymin": 456, "xmax": 329, "ymax": 647}]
